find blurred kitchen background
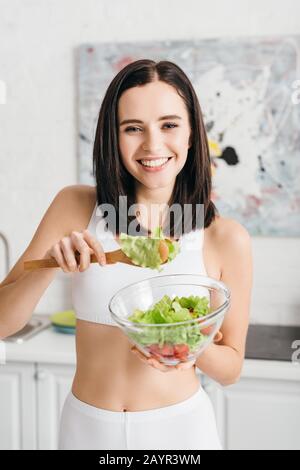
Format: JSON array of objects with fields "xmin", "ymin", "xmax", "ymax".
[{"xmin": 0, "ymin": 0, "xmax": 300, "ymax": 451}]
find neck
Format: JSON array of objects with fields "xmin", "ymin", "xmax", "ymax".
[
  {"xmin": 135, "ymin": 182, "xmax": 174, "ymax": 205},
  {"xmin": 134, "ymin": 183, "xmax": 175, "ymax": 232}
]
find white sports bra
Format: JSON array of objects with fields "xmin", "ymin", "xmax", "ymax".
[{"xmin": 71, "ymin": 203, "xmax": 208, "ymax": 326}]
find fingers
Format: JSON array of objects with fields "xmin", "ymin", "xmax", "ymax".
[
  {"xmin": 175, "ymin": 359, "xmax": 196, "ymax": 371},
  {"xmin": 130, "ymin": 346, "xmax": 192, "ymax": 372},
  {"xmin": 130, "ymin": 345, "xmax": 163, "ymax": 369},
  {"xmin": 130, "ymin": 346, "xmax": 150, "ymax": 364},
  {"xmin": 50, "ymin": 243, "xmax": 71, "ymax": 273},
  {"xmin": 149, "ymin": 357, "xmax": 175, "ymax": 372},
  {"xmin": 82, "ymin": 229, "xmax": 106, "ymax": 266},
  {"xmin": 59, "ymin": 237, "xmax": 79, "ymax": 272},
  {"xmin": 46, "ymin": 229, "xmax": 106, "ymax": 274},
  {"xmin": 213, "ymin": 331, "xmax": 223, "ymax": 343},
  {"xmin": 69, "ymin": 230, "xmax": 106, "ymax": 271},
  {"xmin": 70, "ymin": 231, "xmax": 92, "ymax": 271}
]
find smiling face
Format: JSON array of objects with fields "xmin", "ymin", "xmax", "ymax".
[{"xmin": 117, "ymin": 80, "xmax": 192, "ymax": 197}]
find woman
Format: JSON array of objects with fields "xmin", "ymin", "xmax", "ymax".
[{"xmin": 0, "ymin": 60, "xmax": 253, "ymax": 450}]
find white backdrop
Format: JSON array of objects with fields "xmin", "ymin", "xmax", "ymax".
[{"xmin": 0, "ymin": 0, "xmax": 299, "ymax": 324}]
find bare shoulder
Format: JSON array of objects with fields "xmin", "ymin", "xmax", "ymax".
[
  {"xmin": 205, "ymin": 216, "xmax": 252, "ymax": 273},
  {"xmin": 57, "ymin": 183, "xmax": 96, "ymax": 204},
  {"xmin": 55, "ymin": 184, "xmax": 97, "ymax": 231},
  {"xmin": 208, "ymin": 214, "xmax": 252, "ymax": 248}
]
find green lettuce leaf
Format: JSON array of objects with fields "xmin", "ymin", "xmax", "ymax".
[
  {"xmin": 127, "ymin": 294, "xmax": 211, "ymax": 351},
  {"xmin": 119, "ymin": 226, "xmax": 180, "ymax": 271}
]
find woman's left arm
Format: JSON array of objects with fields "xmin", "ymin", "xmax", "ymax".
[{"xmin": 195, "ymin": 219, "xmax": 253, "ymax": 386}]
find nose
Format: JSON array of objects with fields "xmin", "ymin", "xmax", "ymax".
[{"xmin": 142, "ymin": 129, "xmax": 164, "ymax": 153}]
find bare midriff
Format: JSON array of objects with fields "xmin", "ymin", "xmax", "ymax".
[{"xmin": 71, "ymin": 319, "xmax": 201, "ymax": 412}]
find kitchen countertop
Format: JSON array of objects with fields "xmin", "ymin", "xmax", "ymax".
[
  {"xmin": 4, "ymin": 326, "xmax": 76, "ymax": 365},
  {"xmin": 2, "ymin": 324, "xmax": 300, "ymax": 380},
  {"xmin": 245, "ymin": 324, "xmax": 300, "ymax": 361}
]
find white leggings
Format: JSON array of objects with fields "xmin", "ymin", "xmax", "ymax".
[{"xmin": 58, "ymin": 384, "xmax": 222, "ymax": 450}]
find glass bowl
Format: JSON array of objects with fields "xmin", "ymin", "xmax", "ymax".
[{"xmin": 109, "ymin": 274, "xmax": 231, "ymax": 366}]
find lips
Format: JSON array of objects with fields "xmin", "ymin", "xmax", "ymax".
[
  {"xmin": 137, "ymin": 156, "xmax": 175, "ymax": 162},
  {"xmin": 137, "ymin": 157, "xmax": 172, "ymax": 168},
  {"xmin": 136, "ymin": 156, "xmax": 174, "ymax": 172}
]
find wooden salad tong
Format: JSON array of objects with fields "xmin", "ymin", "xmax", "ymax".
[{"xmin": 23, "ymin": 240, "xmax": 170, "ymax": 271}]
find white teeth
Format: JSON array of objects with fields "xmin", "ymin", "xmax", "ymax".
[{"xmin": 140, "ymin": 157, "xmax": 170, "ymax": 168}]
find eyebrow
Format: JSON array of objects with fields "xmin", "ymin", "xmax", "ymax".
[{"xmin": 119, "ymin": 115, "xmax": 182, "ymax": 126}]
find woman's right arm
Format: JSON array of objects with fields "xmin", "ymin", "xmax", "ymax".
[{"xmin": 0, "ymin": 185, "xmax": 106, "ymax": 339}]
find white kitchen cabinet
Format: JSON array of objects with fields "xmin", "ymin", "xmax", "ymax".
[
  {"xmin": 2, "ymin": 329, "xmax": 300, "ymax": 450},
  {"xmin": 0, "ymin": 361, "xmax": 75, "ymax": 450},
  {"xmin": 202, "ymin": 363, "xmax": 300, "ymax": 450},
  {"xmin": 36, "ymin": 363, "xmax": 75, "ymax": 450},
  {"xmin": 0, "ymin": 362, "xmax": 36, "ymax": 450}
]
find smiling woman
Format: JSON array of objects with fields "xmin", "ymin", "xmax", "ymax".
[
  {"xmin": 93, "ymin": 59, "xmax": 218, "ymax": 238},
  {"xmin": 0, "ymin": 59, "xmax": 252, "ymax": 451},
  {"xmin": 118, "ymin": 82, "xmax": 191, "ymax": 188}
]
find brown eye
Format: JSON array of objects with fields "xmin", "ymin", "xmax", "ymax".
[
  {"xmin": 125, "ymin": 126, "xmax": 141, "ymax": 132},
  {"xmin": 125, "ymin": 123, "xmax": 178, "ymax": 132},
  {"xmin": 164, "ymin": 123, "xmax": 178, "ymax": 129}
]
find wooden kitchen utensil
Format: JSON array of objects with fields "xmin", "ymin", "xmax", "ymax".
[{"xmin": 23, "ymin": 240, "xmax": 170, "ymax": 271}]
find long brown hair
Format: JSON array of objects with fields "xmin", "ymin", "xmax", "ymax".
[{"xmin": 92, "ymin": 59, "xmax": 219, "ymax": 237}]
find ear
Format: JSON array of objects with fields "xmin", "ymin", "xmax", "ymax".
[{"xmin": 188, "ymin": 132, "xmax": 192, "ymax": 149}]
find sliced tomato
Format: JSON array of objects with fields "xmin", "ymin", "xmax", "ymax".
[
  {"xmin": 173, "ymin": 343, "xmax": 190, "ymax": 360},
  {"xmin": 148, "ymin": 343, "xmax": 174, "ymax": 358},
  {"xmin": 200, "ymin": 325, "xmax": 214, "ymax": 336},
  {"xmin": 174, "ymin": 343, "xmax": 189, "ymax": 354},
  {"xmin": 160, "ymin": 343, "xmax": 174, "ymax": 357},
  {"xmin": 175, "ymin": 352, "xmax": 189, "ymax": 361},
  {"xmin": 148, "ymin": 344, "xmax": 161, "ymax": 355}
]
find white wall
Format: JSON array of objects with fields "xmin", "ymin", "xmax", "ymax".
[{"xmin": 0, "ymin": 0, "xmax": 299, "ymax": 324}]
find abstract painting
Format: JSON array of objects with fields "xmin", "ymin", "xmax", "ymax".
[{"xmin": 78, "ymin": 36, "xmax": 300, "ymax": 236}]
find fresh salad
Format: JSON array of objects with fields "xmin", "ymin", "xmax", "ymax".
[
  {"xmin": 127, "ymin": 294, "xmax": 213, "ymax": 361},
  {"xmin": 119, "ymin": 226, "xmax": 180, "ymax": 271}
]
